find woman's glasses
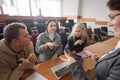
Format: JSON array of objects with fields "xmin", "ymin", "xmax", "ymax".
[{"xmin": 108, "ymin": 13, "xmax": 120, "ymax": 20}]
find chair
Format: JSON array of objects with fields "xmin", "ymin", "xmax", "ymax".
[
  {"xmin": 36, "ymin": 19, "xmax": 46, "ymax": 24},
  {"xmin": 86, "ymin": 28, "xmax": 98, "ymax": 44},
  {"xmin": 31, "ymin": 33, "xmax": 39, "ymax": 56},
  {"xmin": 93, "ymin": 28, "xmax": 108, "ymax": 41},
  {"xmin": 59, "ymin": 31, "xmax": 68, "ymax": 50},
  {"xmin": 67, "ymin": 19, "xmax": 75, "ymax": 31},
  {"xmin": 83, "ymin": 23, "xmax": 87, "ymax": 29},
  {"xmin": 22, "ymin": 19, "xmax": 34, "ymax": 34},
  {"xmin": 86, "ymin": 28, "xmax": 93, "ymax": 40},
  {"xmin": 5, "ymin": 19, "xmax": 19, "ymax": 25},
  {"xmin": 101, "ymin": 26, "xmax": 114, "ymax": 38},
  {"xmin": 0, "ymin": 24, "xmax": 5, "ymax": 40},
  {"xmin": 59, "ymin": 19, "xmax": 66, "ymax": 27},
  {"xmin": 37, "ymin": 23, "xmax": 46, "ymax": 33}
]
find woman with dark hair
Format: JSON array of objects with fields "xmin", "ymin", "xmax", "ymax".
[
  {"xmin": 35, "ymin": 18, "xmax": 63, "ymax": 63},
  {"xmin": 60, "ymin": 0, "xmax": 120, "ymax": 80}
]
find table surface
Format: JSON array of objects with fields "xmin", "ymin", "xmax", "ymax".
[{"xmin": 21, "ymin": 37, "xmax": 120, "ymax": 80}]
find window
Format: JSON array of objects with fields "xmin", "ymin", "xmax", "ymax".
[
  {"xmin": 2, "ymin": 0, "xmax": 61, "ymax": 17},
  {"xmin": 40, "ymin": 0, "xmax": 61, "ymax": 17}
]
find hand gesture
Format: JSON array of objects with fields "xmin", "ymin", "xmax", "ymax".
[
  {"xmin": 27, "ymin": 53, "xmax": 37, "ymax": 64},
  {"xmin": 17, "ymin": 58, "xmax": 31, "ymax": 71},
  {"xmin": 74, "ymin": 40, "xmax": 83, "ymax": 45},
  {"xmin": 47, "ymin": 42, "xmax": 58, "ymax": 49},
  {"xmin": 92, "ymin": 53, "xmax": 100, "ymax": 61}
]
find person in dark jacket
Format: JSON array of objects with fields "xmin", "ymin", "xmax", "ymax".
[
  {"xmin": 60, "ymin": 0, "xmax": 120, "ymax": 80},
  {"xmin": 65, "ymin": 22, "xmax": 88, "ymax": 56}
]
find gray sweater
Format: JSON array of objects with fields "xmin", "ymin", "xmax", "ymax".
[{"xmin": 35, "ymin": 31, "xmax": 63, "ymax": 62}]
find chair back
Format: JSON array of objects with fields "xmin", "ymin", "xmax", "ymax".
[{"xmin": 101, "ymin": 27, "xmax": 108, "ymax": 34}]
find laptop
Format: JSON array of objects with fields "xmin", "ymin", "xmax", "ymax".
[{"xmin": 50, "ymin": 61, "xmax": 70, "ymax": 79}]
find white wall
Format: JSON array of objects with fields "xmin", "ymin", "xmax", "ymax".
[
  {"xmin": 62, "ymin": 0, "xmax": 108, "ymax": 21},
  {"xmin": 61, "ymin": 0, "xmax": 79, "ymax": 16},
  {"xmin": 80, "ymin": 0, "xmax": 108, "ymax": 21}
]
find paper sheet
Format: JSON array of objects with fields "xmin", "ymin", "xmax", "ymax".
[
  {"xmin": 76, "ymin": 50, "xmax": 93, "ymax": 58},
  {"xmin": 25, "ymin": 72, "xmax": 47, "ymax": 80}
]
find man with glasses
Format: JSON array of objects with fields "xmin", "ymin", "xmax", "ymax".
[{"xmin": 0, "ymin": 23, "xmax": 37, "ymax": 80}]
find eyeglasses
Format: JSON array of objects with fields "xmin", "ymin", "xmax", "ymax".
[{"xmin": 108, "ymin": 13, "xmax": 120, "ymax": 20}]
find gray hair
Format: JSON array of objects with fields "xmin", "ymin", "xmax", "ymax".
[{"xmin": 68, "ymin": 22, "xmax": 88, "ymax": 41}]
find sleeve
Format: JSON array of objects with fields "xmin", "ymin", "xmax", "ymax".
[
  {"xmin": 64, "ymin": 38, "xmax": 75, "ymax": 53},
  {"xmin": 35, "ymin": 34, "xmax": 45, "ymax": 54},
  {"xmin": 69, "ymin": 62, "xmax": 88, "ymax": 80},
  {"xmin": 55, "ymin": 35, "xmax": 63, "ymax": 56},
  {"xmin": 0, "ymin": 59, "xmax": 24, "ymax": 80},
  {"xmin": 106, "ymin": 57, "xmax": 120, "ymax": 80}
]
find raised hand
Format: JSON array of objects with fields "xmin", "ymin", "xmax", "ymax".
[{"xmin": 74, "ymin": 40, "xmax": 83, "ymax": 45}]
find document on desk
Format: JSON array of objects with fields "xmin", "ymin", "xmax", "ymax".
[
  {"xmin": 76, "ymin": 50, "xmax": 93, "ymax": 58},
  {"xmin": 25, "ymin": 72, "xmax": 48, "ymax": 80}
]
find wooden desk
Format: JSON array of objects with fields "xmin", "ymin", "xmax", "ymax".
[
  {"xmin": 21, "ymin": 37, "xmax": 120, "ymax": 80},
  {"xmin": 35, "ymin": 58, "xmax": 91, "ymax": 80},
  {"xmin": 84, "ymin": 37, "xmax": 120, "ymax": 70},
  {"xmin": 21, "ymin": 58, "xmax": 89, "ymax": 80},
  {"xmin": 34, "ymin": 58, "xmax": 72, "ymax": 80}
]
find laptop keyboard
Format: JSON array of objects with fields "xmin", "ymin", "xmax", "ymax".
[{"xmin": 55, "ymin": 67, "xmax": 70, "ymax": 78}]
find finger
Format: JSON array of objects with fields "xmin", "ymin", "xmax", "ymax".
[
  {"xmin": 28, "ymin": 54, "xmax": 37, "ymax": 62},
  {"xmin": 19, "ymin": 58, "xmax": 25, "ymax": 61},
  {"xmin": 59, "ymin": 57, "xmax": 67, "ymax": 61},
  {"xmin": 64, "ymin": 51, "xmax": 70, "ymax": 59}
]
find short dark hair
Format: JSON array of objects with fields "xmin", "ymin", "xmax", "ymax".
[
  {"xmin": 46, "ymin": 18, "xmax": 57, "ymax": 26},
  {"xmin": 3, "ymin": 22, "xmax": 27, "ymax": 44},
  {"xmin": 107, "ymin": 0, "xmax": 120, "ymax": 10}
]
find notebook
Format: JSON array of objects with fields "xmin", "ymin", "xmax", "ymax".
[
  {"xmin": 76, "ymin": 50, "xmax": 93, "ymax": 58},
  {"xmin": 25, "ymin": 72, "xmax": 47, "ymax": 80},
  {"xmin": 50, "ymin": 61, "xmax": 70, "ymax": 79}
]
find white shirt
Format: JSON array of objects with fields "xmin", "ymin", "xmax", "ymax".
[{"xmin": 99, "ymin": 40, "xmax": 120, "ymax": 60}]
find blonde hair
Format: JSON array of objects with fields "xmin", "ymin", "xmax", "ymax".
[{"xmin": 68, "ymin": 22, "xmax": 88, "ymax": 41}]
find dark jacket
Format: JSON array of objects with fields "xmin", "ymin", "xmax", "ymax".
[
  {"xmin": 65, "ymin": 36, "xmax": 87, "ymax": 53},
  {"xmin": 70, "ymin": 48, "xmax": 120, "ymax": 80}
]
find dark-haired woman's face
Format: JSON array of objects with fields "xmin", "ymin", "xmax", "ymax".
[
  {"xmin": 47, "ymin": 21, "xmax": 57, "ymax": 33},
  {"xmin": 108, "ymin": 10, "xmax": 120, "ymax": 36}
]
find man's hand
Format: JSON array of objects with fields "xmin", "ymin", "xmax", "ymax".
[
  {"xmin": 17, "ymin": 58, "xmax": 31, "ymax": 71},
  {"xmin": 92, "ymin": 53, "xmax": 100, "ymax": 61},
  {"xmin": 27, "ymin": 54, "xmax": 37, "ymax": 64}
]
